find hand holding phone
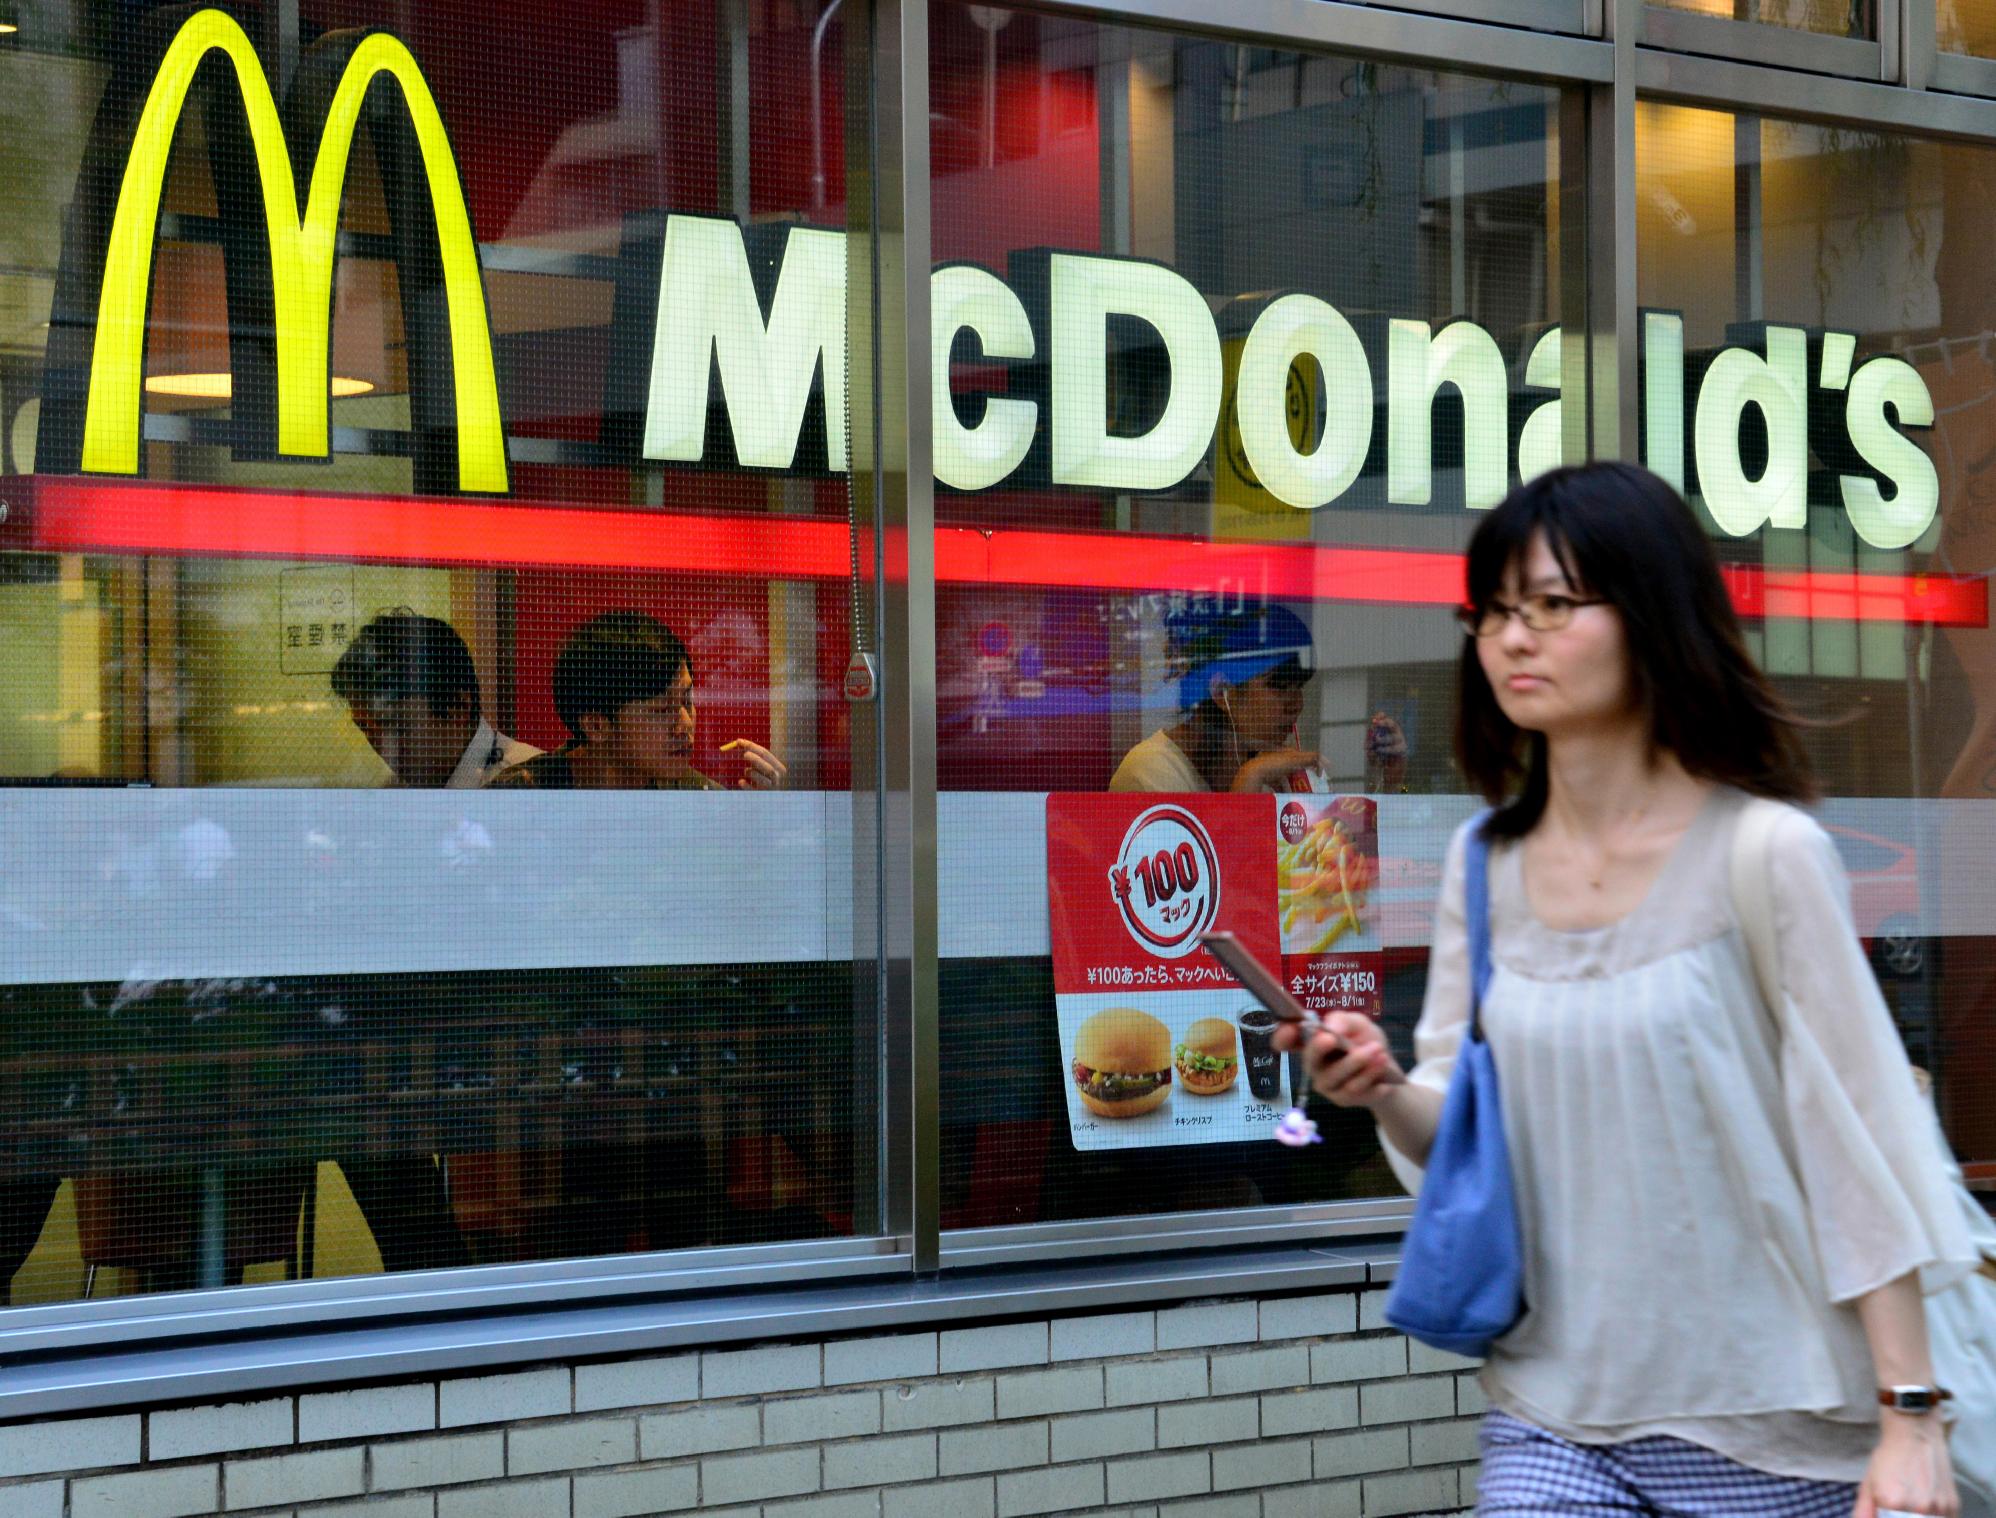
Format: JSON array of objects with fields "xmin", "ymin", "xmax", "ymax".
[
  {"xmin": 1198, "ymin": 932, "xmax": 1326, "ymax": 1033},
  {"xmin": 1199, "ymin": 931, "xmax": 1405, "ymax": 1103}
]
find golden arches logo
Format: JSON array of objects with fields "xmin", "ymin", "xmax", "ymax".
[{"xmin": 82, "ymin": 8, "xmax": 507, "ymax": 492}]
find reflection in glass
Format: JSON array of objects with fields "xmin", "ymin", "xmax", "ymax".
[
  {"xmin": 0, "ymin": 0, "xmax": 876, "ymax": 1305},
  {"xmin": 1636, "ymin": 101, "xmax": 1995, "ymax": 1174},
  {"xmin": 1941, "ymin": 1, "xmax": 1996, "ymax": 57},
  {"xmin": 931, "ymin": 4, "xmax": 1561, "ymax": 1228},
  {"xmin": 1648, "ymin": 0, "xmax": 1875, "ymax": 40}
]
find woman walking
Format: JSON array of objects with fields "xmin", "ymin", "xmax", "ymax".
[{"xmin": 1282, "ymin": 463, "xmax": 1980, "ymax": 1517}]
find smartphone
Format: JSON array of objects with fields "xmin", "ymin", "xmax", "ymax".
[
  {"xmin": 1199, "ymin": 931, "xmax": 1403, "ymax": 1086},
  {"xmin": 1198, "ymin": 931, "xmax": 1325, "ymax": 1031}
]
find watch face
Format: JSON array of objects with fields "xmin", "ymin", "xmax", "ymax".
[{"xmin": 1887, "ymin": 1387, "xmax": 1939, "ymax": 1412}]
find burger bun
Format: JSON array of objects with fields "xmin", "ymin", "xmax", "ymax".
[
  {"xmin": 1176, "ymin": 1016, "xmax": 1239, "ymax": 1095},
  {"xmin": 1072, "ymin": 1007, "xmax": 1173, "ymax": 1120}
]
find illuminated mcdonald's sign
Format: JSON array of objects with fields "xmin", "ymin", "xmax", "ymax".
[
  {"xmin": 45, "ymin": 6, "xmax": 506, "ymax": 493},
  {"xmin": 37, "ymin": 10, "xmax": 1940, "ymax": 550}
]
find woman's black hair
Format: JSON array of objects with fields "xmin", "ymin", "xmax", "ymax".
[{"xmin": 1457, "ymin": 462, "xmax": 1816, "ymax": 838}]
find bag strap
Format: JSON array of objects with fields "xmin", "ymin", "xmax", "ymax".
[
  {"xmin": 1464, "ymin": 813, "xmax": 1495, "ymax": 1041},
  {"xmin": 1729, "ymin": 796, "xmax": 1788, "ymax": 1021}
]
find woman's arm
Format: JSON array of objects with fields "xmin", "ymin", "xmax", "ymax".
[
  {"xmin": 1366, "ymin": 1077, "xmax": 1446, "ymax": 1168},
  {"xmin": 1278, "ymin": 818, "xmax": 1472, "ymax": 1174},
  {"xmin": 1851, "ymin": 1271, "xmax": 1957, "ymax": 1518}
]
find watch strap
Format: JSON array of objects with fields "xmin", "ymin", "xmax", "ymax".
[{"xmin": 1877, "ymin": 1385, "xmax": 1953, "ymax": 1413}]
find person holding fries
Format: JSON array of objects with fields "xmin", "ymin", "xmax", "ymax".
[
  {"xmin": 1110, "ymin": 602, "xmax": 1321, "ymax": 794},
  {"xmin": 492, "ymin": 610, "xmax": 786, "ymax": 791},
  {"xmin": 1280, "ymin": 463, "xmax": 1976, "ymax": 1518}
]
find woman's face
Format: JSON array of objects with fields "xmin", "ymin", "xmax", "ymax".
[
  {"xmin": 1220, "ymin": 664, "xmax": 1308, "ymax": 752},
  {"xmin": 1475, "ymin": 531, "xmax": 1634, "ymax": 738}
]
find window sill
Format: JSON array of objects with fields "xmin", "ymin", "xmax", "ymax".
[{"xmin": 0, "ymin": 1238, "xmax": 1403, "ymax": 1421}]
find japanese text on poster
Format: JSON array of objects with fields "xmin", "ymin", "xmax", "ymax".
[{"xmin": 1046, "ymin": 792, "xmax": 1382, "ymax": 1152}]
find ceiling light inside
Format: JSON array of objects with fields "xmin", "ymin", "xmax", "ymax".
[{"xmin": 145, "ymin": 372, "xmax": 374, "ymax": 399}]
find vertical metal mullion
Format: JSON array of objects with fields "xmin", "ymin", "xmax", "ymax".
[
  {"xmin": 851, "ymin": 0, "xmax": 938, "ymax": 1274},
  {"xmin": 1733, "ymin": 115, "xmax": 1763, "ymax": 324},
  {"xmin": 1563, "ymin": 0, "xmax": 1638, "ymax": 463},
  {"xmin": 1901, "ymin": 0, "xmax": 1937, "ymax": 89},
  {"xmin": 263, "ymin": 0, "xmax": 299, "ymax": 97},
  {"xmin": 717, "ymin": 0, "xmax": 753, "ymax": 220}
]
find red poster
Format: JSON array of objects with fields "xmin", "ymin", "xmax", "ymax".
[
  {"xmin": 1047, "ymin": 792, "xmax": 1385, "ymax": 1151},
  {"xmin": 1276, "ymin": 795, "xmax": 1384, "ymax": 1019},
  {"xmin": 1047, "ymin": 794, "xmax": 1285, "ymax": 1150}
]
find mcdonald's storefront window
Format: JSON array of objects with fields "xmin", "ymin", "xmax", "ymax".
[
  {"xmin": 0, "ymin": 0, "xmax": 1987, "ymax": 1377},
  {"xmin": 926, "ymin": 9, "xmax": 1562, "ymax": 1234},
  {"xmin": 0, "ymin": 0, "xmax": 881, "ymax": 1308}
]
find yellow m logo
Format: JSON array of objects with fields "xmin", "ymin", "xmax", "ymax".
[{"xmin": 82, "ymin": 7, "xmax": 507, "ymax": 492}]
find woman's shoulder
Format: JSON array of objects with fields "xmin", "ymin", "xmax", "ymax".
[
  {"xmin": 1719, "ymin": 789, "xmax": 1833, "ymax": 859},
  {"xmin": 1713, "ymin": 790, "xmax": 1847, "ymax": 912},
  {"xmin": 1437, "ymin": 808, "xmax": 1491, "ymax": 889}
]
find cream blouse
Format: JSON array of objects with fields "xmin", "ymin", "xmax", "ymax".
[{"xmin": 1384, "ymin": 788, "xmax": 1981, "ymax": 1481}]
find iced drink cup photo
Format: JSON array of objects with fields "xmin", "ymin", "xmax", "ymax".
[{"xmin": 1238, "ymin": 1008, "xmax": 1282, "ymax": 1100}]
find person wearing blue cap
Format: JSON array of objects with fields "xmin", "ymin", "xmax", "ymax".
[{"xmin": 1110, "ymin": 602, "xmax": 1321, "ymax": 793}]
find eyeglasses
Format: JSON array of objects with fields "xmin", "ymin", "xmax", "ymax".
[{"xmin": 1455, "ymin": 593, "xmax": 1609, "ymax": 638}]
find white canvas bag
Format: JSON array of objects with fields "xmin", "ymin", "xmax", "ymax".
[{"xmin": 1732, "ymin": 798, "xmax": 1996, "ymax": 1514}]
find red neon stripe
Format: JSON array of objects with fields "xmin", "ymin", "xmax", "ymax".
[
  {"xmin": 3, "ymin": 477, "xmax": 1985, "ymax": 627},
  {"xmin": 15, "ymin": 477, "xmax": 856, "ymax": 578},
  {"xmin": 944, "ymin": 528, "xmax": 1468, "ymax": 606}
]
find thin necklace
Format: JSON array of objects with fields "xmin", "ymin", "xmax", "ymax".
[{"xmin": 1580, "ymin": 792, "xmax": 1653, "ymax": 891}]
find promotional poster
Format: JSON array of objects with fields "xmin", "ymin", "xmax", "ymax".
[
  {"xmin": 1277, "ymin": 795, "xmax": 1384, "ymax": 1019},
  {"xmin": 1046, "ymin": 792, "xmax": 1383, "ymax": 1151}
]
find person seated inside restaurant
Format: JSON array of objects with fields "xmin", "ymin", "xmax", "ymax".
[
  {"xmin": 332, "ymin": 610, "xmax": 541, "ymax": 789},
  {"xmin": 491, "ymin": 610, "xmax": 786, "ymax": 790},
  {"xmin": 1110, "ymin": 603, "xmax": 1321, "ymax": 794},
  {"xmin": 327, "ymin": 610, "xmax": 529, "ymax": 1272},
  {"xmin": 0, "ymin": 1175, "xmax": 58, "ymax": 1305}
]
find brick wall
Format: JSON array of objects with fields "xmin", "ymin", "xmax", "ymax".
[{"xmin": 0, "ymin": 1286, "xmax": 1483, "ymax": 1518}]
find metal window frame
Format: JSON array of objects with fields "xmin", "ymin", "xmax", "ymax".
[
  {"xmin": 1934, "ymin": 49, "xmax": 1996, "ymax": 99},
  {"xmin": 20, "ymin": 0, "xmax": 1996, "ymax": 1396},
  {"xmin": 1025, "ymin": 0, "xmax": 1613, "ymax": 82},
  {"xmin": 1359, "ymin": 0, "xmax": 1592, "ymax": 37},
  {"xmin": 942, "ymin": 1199, "xmax": 1416, "ymax": 1270},
  {"xmin": 0, "ymin": 1240, "xmax": 1399, "ymax": 1420},
  {"xmin": 0, "ymin": 1239, "xmax": 911, "ymax": 1362},
  {"xmin": 1636, "ymin": 43, "xmax": 1996, "ymax": 138},
  {"xmin": 1641, "ymin": 5, "xmax": 1885, "ymax": 80}
]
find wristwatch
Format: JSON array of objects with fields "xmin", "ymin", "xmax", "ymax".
[{"xmin": 1878, "ymin": 1385, "xmax": 1954, "ymax": 1416}]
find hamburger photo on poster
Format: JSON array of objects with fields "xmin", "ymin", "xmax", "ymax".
[{"xmin": 1046, "ymin": 795, "xmax": 1290, "ymax": 1151}]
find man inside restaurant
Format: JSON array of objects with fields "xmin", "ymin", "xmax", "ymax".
[
  {"xmin": 332, "ymin": 609, "xmax": 541, "ymax": 789},
  {"xmin": 491, "ymin": 610, "xmax": 786, "ymax": 790},
  {"xmin": 1111, "ymin": 601, "xmax": 1322, "ymax": 794}
]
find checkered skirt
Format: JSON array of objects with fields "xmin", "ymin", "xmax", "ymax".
[{"xmin": 1475, "ymin": 1409, "xmax": 1859, "ymax": 1516}]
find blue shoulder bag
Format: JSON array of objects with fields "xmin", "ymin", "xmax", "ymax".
[{"xmin": 1384, "ymin": 815, "xmax": 1526, "ymax": 1358}]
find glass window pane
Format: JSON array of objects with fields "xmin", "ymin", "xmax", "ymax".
[
  {"xmin": 0, "ymin": 2, "xmax": 880, "ymax": 1306},
  {"xmin": 1636, "ymin": 103, "xmax": 1993, "ymax": 1172},
  {"xmin": 1648, "ymin": 0, "xmax": 1875, "ymax": 39},
  {"xmin": 930, "ymin": 4, "xmax": 1562, "ymax": 1230},
  {"xmin": 1940, "ymin": 1, "xmax": 1996, "ymax": 56}
]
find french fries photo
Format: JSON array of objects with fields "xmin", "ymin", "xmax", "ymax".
[{"xmin": 1278, "ymin": 812, "xmax": 1374, "ymax": 952}]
